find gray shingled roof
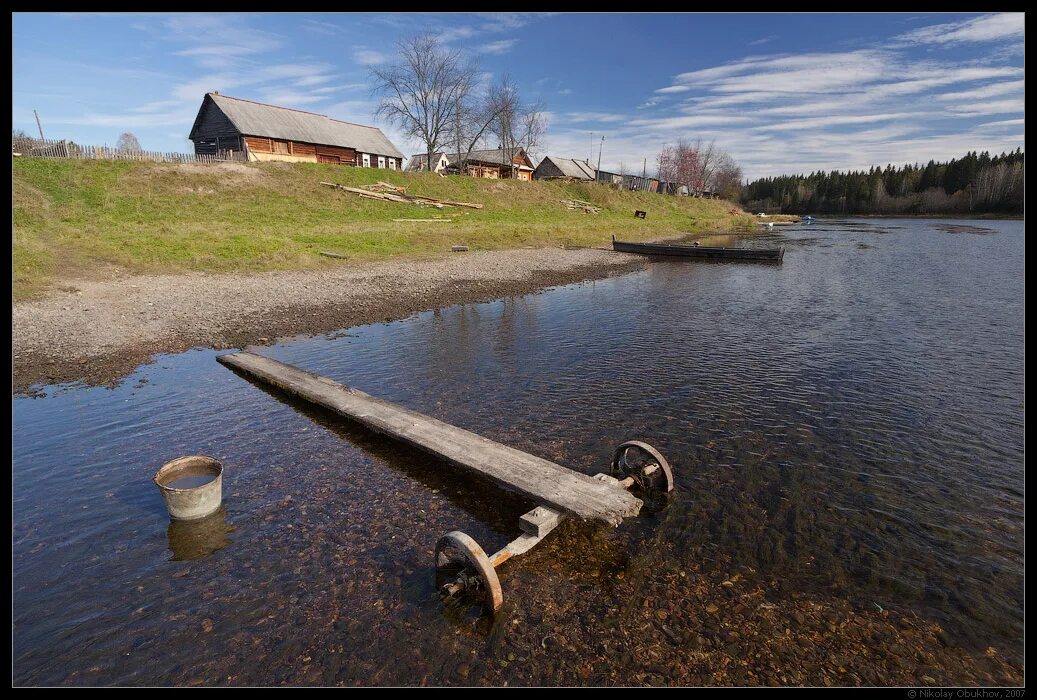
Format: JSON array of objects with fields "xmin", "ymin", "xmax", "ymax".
[
  {"xmin": 405, "ymin": 152, "xmax": 442, "ymax": 171},
  {"xmin": 201, "ymin": 93, "xmax": 404, "ymax": 159},
  {"xmin": 447, "ymin": 147, "xmax": 526, "ymax": 166},
  {"xmin": 407, "ymin": 147, "xmax": 528, "ymax": 170},
  {"xmin": 540, "ymin": 156, "xmax": 597, "ymax": 180}
]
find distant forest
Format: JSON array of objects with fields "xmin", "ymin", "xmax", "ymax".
[{"xmin": 741, "ymin": 149, "xmax": 1023, "ymax": 216}]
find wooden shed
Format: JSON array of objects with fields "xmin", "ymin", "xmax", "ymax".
[
  {"xmin": 533, "ymin": 156, "xmax": 597, "ymax": 181},
  {"xmin": 188, "ymin": 92, "xmax": 405, "ymax": 169}
]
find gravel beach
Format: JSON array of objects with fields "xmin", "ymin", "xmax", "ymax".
[{"xmin": 13, "ymin": 247, "xmax": 645, "ymax": 394}]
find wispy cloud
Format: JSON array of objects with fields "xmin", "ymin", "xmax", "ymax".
[
  {"xmin": 552, "ymin": 21, "xmax": 1023, "ymax": 180},
  {"xmin": 432, "ymin": 12, "xmax": 551, "ymax": 47},
  {"xmin": 934, "ymin": 79, "xmax": 1023, "ymax": 101},
  {"xmin": 296, "ymin": 74, "xmax": 333, "ymax": 87},
  {"xmin": 564, "ymin": 112, "xmax": 628, "ymax": 124},
  {"xmin": 945, "ymin": 99, "xmax": 1026, "ymax": 116},
  {"xmin": 895, "ymin": 12, "xmax": 1024, "ymax": 46},
  {"xmin": 352, "ymin": 47, "xmax": 387, "ymax": 66},
  {"xmin": 257, "ymin": 90, "xmax": 328, "ymax": 106},
  {"xmin": 160, "ymin": 14, "xmax": 283, "ymax": 68},
  {"xmin": 301, "ymin": 19, "xmax": 345, "ymax": 36},
  {"xmin": 655, "ymin": 85, "xmax": 691, "ymax": 94},
  {"xmin": 476, "ymin": 39, "xmax": 517, "ymax": 55},
  {"xmin": 629, "ymin": 114, "xmax": 755, "ymax": 130},
  {"xmin": 748, "ymin": 34, "xmax": 778, "ymax": 46},
  {"xmin": 975, "ymin": 118, "xmax": 1025, "ymax": 130},
  {"xmin": 751, "ymin": 112, "xmax": 918, "ymax": 132}
]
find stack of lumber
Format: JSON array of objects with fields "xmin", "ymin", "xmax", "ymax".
[
  {"xmin": 368, "ymin": 181, "xmax": 406, "ymax": 194},
  {"xmin": 321, "ymin": 181, "xmax": 483, "ymax": 209},
  {"xmin": 561, "ymin": 199, "xmax": 602, "ymax": 214}
]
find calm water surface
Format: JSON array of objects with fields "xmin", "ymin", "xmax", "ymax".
[{"xmin": 13, "ymin": 218, "xmax": 1024, "ymax": 684}]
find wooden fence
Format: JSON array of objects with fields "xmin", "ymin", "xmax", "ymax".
[{"xmin": 12, "ymin": 138, "xmax": 246, "ymax": 164}]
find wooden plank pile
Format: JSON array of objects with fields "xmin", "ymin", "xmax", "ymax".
[
  {"xmin": 321, "ymin": 181, "xmax": 483, "ymax": 209},
  {"xmin": 560, "ymin": 199, "xmax": 601, "ymax": 214}
]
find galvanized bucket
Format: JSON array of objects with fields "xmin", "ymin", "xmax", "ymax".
[{"xmin": 154, "ymin": 455, "xmax": 224, "ymax": 521}]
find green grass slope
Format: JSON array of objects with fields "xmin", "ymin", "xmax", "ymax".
[{"xmin": 13, "ymin": 158, "xmax": 756, "ymax": 299}]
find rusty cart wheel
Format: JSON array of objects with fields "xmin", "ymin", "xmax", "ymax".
[
  {"xmin": 435, "ymin": 530, "xmax": 503, "ymax": 614},
  {"xmin": 610, "ymin": 440, "xmax": 674, "ymax": 493}
]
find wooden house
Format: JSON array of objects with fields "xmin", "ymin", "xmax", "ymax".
[
  {"xmin": 533, "ymin": 156, "xmax": 597, "ymax": 181},
  {"xmin": 407, "ymin": 147, "xmax": 534, "ymax": 181},
  {"xmin": 188, "ymin": 92, "xmax": 405, "ymax": 168}
]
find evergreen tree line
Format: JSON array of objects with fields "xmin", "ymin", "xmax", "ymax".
[{"xmin": 741, "ymin": 148, "xmax": 1023, "ymax": 215}]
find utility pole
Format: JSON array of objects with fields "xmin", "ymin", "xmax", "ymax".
[
  {"xmin": 596, "ymin": 135, "xmax": 604, "ymax": 178},
  {"xmin": 34, "ymin": 110, "xmax": 44, "ymax": 140}
]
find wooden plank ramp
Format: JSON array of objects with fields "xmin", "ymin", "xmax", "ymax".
[{"xmin": 217, "ymin": 352, "xmax": 642, "ymax": 525}]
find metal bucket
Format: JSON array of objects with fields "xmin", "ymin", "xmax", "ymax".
[{"xmin": 154, "ymin": 456, "xmax": 224, "ymax": 521}]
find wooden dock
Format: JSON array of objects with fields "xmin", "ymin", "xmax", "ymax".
[{"xmin": 217, "ymin": 352, "xmax": 643, "ymax": 525}]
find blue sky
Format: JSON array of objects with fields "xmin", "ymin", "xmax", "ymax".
[{"xmin": 12, "ymin": 12, "xmax": 1024, "ymax": 180}]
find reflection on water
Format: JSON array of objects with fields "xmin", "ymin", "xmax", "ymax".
[
  {"xmin": 167, "ymin": 506, "xmax": 235, "ymax": 561},
  {"xmin": 12, "ymin": 218, "xmax": 1024, "ymax": 685}
]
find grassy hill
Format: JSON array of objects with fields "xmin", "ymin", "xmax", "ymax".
[{"xmin": 13, "ymin": 158, "xmax": 756, "ymax": 299}]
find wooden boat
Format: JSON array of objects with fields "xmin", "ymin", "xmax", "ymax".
[{"xmin": 612, "ymin": 236, "xmax": 784, "ymax": 262}]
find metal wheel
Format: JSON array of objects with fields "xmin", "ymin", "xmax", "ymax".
[
  {"xmin": 434, "ymin": 531, "xmax": 503, "ymax": 614},
  {"xmin": 610, "ymin": 440, "xmax": 674, "ymax": 493}
]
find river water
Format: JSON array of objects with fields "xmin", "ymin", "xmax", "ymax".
[{"xmin": 13, "ymin": 218, "xmax": 1024, "ymax": 685}]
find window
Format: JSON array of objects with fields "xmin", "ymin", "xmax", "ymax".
[
  {"xmin": 362, "ymin": 153, "xmax": 371, "ymax": 167},
  {"xmin": 388, "ymin": 158, "xmax": 396, "ymax": 170},
  {"xmin": 378, "ymin": 156, "xmax": 385, "ymax": 168}
]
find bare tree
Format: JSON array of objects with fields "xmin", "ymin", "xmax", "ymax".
[
  {"xmin": 656, "ymin": 139, "xmax": 699, "ymax": 189},
  {"xmin": 693, "ymin": 138, "xmax": 718, "ymax": 192},
  {"xmin": 451, "ymin": 77, "xmax": 515, "ymax": 176},
  {"xmin": 371, "ymin": 34, "xmax": 475, "ymax": 172},
  {"xmin": 489, "ymin": 76, "xmax": 520, "ymax": 177},
  {"xmin": 517, "ymin": 99, "xmax": 547, "ymax": 162},
  {"xmin": 488, "ymin": 76, "xmax": 546, "ymax": 177},
  {"xmin": 116, "ymin": 132, "xmax": 142, "ymax": 152},
  {"xmin": 711, "ymin": 151, "xmax": 743, "ymax": 200},
  {"xmin": 657, "ymin": 138, "xmax": 742, "ymax": 197}
]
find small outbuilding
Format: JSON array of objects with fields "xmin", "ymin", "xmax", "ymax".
[
  {"xmin": 407, "ymin": 147, "xmax": 534, "ymax": 181},
  {"xmin": 533, "ymin": 156, "xmax": 598, "ymax": 181},
  {"xmin": 188, "ymin": 92, "xmax": 405, "ymax": 168}
]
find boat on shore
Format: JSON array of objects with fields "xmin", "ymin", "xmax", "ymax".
[{"xmin": 612, "ymin": 236, "xmax": 785, "ymax": 262}]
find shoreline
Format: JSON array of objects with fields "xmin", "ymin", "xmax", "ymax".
[
  {"xmin": 13, "ymin": 247, "xmax": 649, "ymax": 395},
  {"xmin": 787, "ymin": 213, "xmax": 1023, "ymax": 220}
]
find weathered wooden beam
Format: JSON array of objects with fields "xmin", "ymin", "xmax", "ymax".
[
  {"xmin": 407, "ymin": 195, "xmax": 484, "ymax": 209},
  {"xmin": 217, "ymin": 352, "xmax": 642, "ymax": 525}
]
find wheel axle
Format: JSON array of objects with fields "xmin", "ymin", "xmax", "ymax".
[{"xmin": 435, "ymin": 440, "xmax": 674, "ymax": 614}]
